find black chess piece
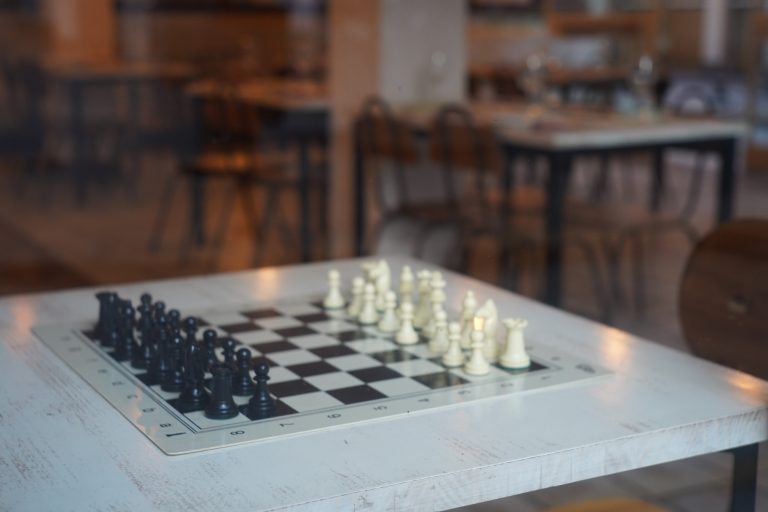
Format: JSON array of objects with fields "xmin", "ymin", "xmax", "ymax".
[
  {"xmin": 201, "ymin": 329, "xmax": 218, "ymax": 371},
  {"xmin": 176, "ymin": 341, "xmax": 208, "ymax": 412},
  {"xmin": 114, "ymin": 301, "xmax": 137, "ymax": 362},
  {"xmin": 94, "ymin": 291, "xmax": 116, "ymax": 342},
  {"xmin": 148, "ymin": 321, "xmax": 171, "ymax": 384},
  {"xmin": 161, "ymin": 334, "xmax": 185, "ymax": 392},
  {"xmin": 140, "ymin": 293, "xmax": 152, "ymax": 309},
  {"xmin": 132, "ymin": 303, "xmax": 153, "ymax": 369},
  {"xmin": 247, "ymin": 361, "xmax": 275, "ymax": 420},
  {"xmin": 168, "ymin": 309, "xmax": 182, "ymax": 331},
  {"xmin": 182, "ymin": 316, "xmax": 198, "ymax": 347},
  {"xmin": 222, "ymin": 337, "xmax": 237, "ymax": 369},
  {"xmin": 232, "ymin": 348, "xmax": 256, "ymax": 396},
  {"xmin": 204, "ymin": 366, "xmax": 239, "ymax": 420}
]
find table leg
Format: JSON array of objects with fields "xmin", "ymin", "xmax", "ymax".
[
  {"xmin": 69, "ymin": 83, "xmax": 88, "ymax": 206},
  {"xmin": 649, "ymin": 148, "xmax": 664, "ymax": 211},
  {"xmin": 544, "ymin": 152, "xmax": 572, "ymax": 307},
  {"xmin": 190, "ymin": 175, "xmax": 206, "ymax": 246},
  {"xmin": 353, "ymin": 121, "xmax": 366, "ymax": 257},
  {"xmin": 717, "ymin": 137, "xmax": 737, "ymax": 223},
  {"xmin": 498, "ymin": 147, "xmax": 515, "ymax": 289},
  {"xmin": 729, "ymin": 444, "xmax": 758, "ymax": 512},
  {"xmin": 298, "ymin": 138, "xmax": 312, "ymax": 262}
]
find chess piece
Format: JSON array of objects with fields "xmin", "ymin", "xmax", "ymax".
[
  {"xmin": 95, "ymin": 291, "xmax": 117, "ymax": 343},
  {"xmin": 413, "ymin": 270, "xmax": 432, "ymax": 329},
  {"xmin": 247, "ymin": 361, "xmax": 276, "ymax": 420},
  {"xmin": 222, "ymin": 337, "xmax": 237, "ymax": 370},
  {"xmin": 232, "ymin": 348, "xmax": 256, "ymax": 396},
  {"xmin": 442, "ymin": 322, "xmax": 465, "ymax": 367},
  {"xmin": 168, "ymin": 309, "xmax": 182, "ymax": 331},
  {"xmin": 201, "ymin": 329, "xmax": 218, "ymax": 371},
  {"xmin": 347, "ymin": 277, "xmax": 365, "ymax": 317},
  {"xmin": 204, "ymin": 366, "xmax": 239, "ymax": 419},
  {"xmin": 500, "ymin": 318, "xmax": 530, "ymax": 370},
  {"xmin": 460, "ymin": 291, "xmax": 478, "ymax": 349},
  {"xmin": 398, "ymin": 265, "xmax": 414, "ymax": 311},
  {"xmin": 323, "ymin": 269, "xmax": 345, "ymax": 310},
  {"xmin": 182, "ymin": 316, "xmax": 198, "ymax": 347},
  {"xmin": 464, "ymin": 318, "xmax": 490, "ymax": 376},
  {"xmin": 148, "ymin": 322, "xmax": 171, "ymax": 385},
  {"xmin": 428, "ymin": 310, "xmax": 449, "ymax": 353},
  {"xmin": 139, "ymin": 293, "xmax": 152, "ymax": 309},
  {"xmin": 476, "ymin": 299, "xmax": 498, "ymax": 362},
  {"xmin": 161, "ymin": 334, "xmax": 185, "ymax": 392},
  {"xmin": 358, "ymin": 283, "xmax": 378, "ymax": 325},
  {"xmin": 395, "ymin": 302, "xmax": 419, "ymax": 345},
  {"xmin": 113, "ymin": 301, "xmax": 137, "ymax": 362},
  {"xmin": 422, "ymin": 272, "xmax": 446, "ymax": 336},
  {"xmin": 377, "ymin": 291, "xmax": 399, "ymax": 333},
  {"xmin": 374, "ymin": 260, "xmax": 391, "ymax": 312},
  {"xmin": 132, "ymin": 303, "xmax": 153, "ymax": 369},
  {"xmin": 176, "ymin": 340, "xmax": 208, "ymax": 412}
]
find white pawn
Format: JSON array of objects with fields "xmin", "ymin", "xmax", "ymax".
[
  {"xmin": 398, "ymin": 265, "xmax": 414, "ymax": 309},
  {"xmin": 500, "ymin": 318, "xmax": 530, "ymax": 369},
  {"xmin": 374, "ymin": 260, "xmax": 391, "ymax": 312},
  {"xmin": 428, "ymin": 310, "xmax": 449, "ymax": 353},
  {"xmin": 347, "ymin": 277, "xmax": 364, "ymax": 317},
  {"xmin": 323, "ymin": 269, "xmax": 345, "ymax": 310},
  {"xmin": 464, "ymin": 319, "xmax": 490, "ymax": 376},
  {"xmin": 442, "ymin": 322, "xmax": 465, "ymax": 367},
  {"xmin": 377, "ymin": 291, "xmax": 399, "ymax": 333},
  {"xmin": 395, "ymin": 302, "xmax": 419, "ymax": 345},
  {"xmin": 413, "ymin": 270, "xmax": 432, "ymax": 329},
  {"xmin": 358, "ymin": 283, "xmax": 378, "ymax": 325},
  {"xmin": 460, "ymin": 291, "xmax": 478, "ymax": 349},
  {"xmin": 423, "ymin": 273, "xmax": 446, "ymax": 337}
]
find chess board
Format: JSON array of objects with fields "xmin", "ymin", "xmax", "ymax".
[{"xmin": 33, "ymin": 296, "xmax": 610, "ymax": 455}]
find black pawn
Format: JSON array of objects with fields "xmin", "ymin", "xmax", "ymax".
[
  {"xmin": 177, "ymin": 341, "xmax": 208, "ymax": 412},
  {"xmin": 161, "ymin": 334, "xmax": 185, "ymax": 392},
  {"xmin": 140, "ymin": 293, "xmax": 152, "ymax": 309},
  {"xmin": 168, "ymin": 309, "xmax": 182, "ymax": 331},
  {"xmin": 222, "ymin": 337, "xmax": 237, "ymax": 369},
  {"xmin": 148, "ymin": 322, "xmax": 171, "ymax": 384},
  {"xmin": 114, "ymin": 302, "xmax": 136, "ymax": 362},
  {"xmin": 232, "ymin": 348, "xmax": 256, "ymax": 396},
  {"xmin": 247, "ymin": 361, "xmax": 275, "ymax": 420},
  {"xmin": 94, "ymin": 291, "xmax": 116, "ymax": 342},
  {"xmin": 201, "ymin": 329, "xmax": 219, "ymax": 371},
  {"xmin": 132, "ymin": 303, "xmax": 152, "ymax": 369},
  {"xmin": 204, "ymin": 366, "xmax": 239, "ymax": 420},
  {"xmin": 182, "ymin": 316, "xmax": 198, "ymax": 347}
]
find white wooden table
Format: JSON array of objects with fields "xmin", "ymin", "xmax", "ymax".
[{"xmin": 1, "ymin": 256, "xmax": 766, "ymax": 511}]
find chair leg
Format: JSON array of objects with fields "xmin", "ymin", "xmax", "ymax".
[
  {"xmin": 147, "ymin": 171, "xmax": 178, "ymax": 252},
  {"xmin": 205, "ymin": 179, "xmax": 241, "ymax": 271},
  {"xmin": 630, "ymin": 233, "xmax": 646, "ymax": 316},
  {"xmin": 252, "ymin": 184, "xmax": 281, "ymax": 267},
  {"xmin": 578, "ymin": 240, "xmax": 613, "ymax": 325}
]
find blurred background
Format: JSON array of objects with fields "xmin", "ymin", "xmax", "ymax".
[{"xmin": 1, "ymin": 1, "xmax": 767, "ymax": 508}]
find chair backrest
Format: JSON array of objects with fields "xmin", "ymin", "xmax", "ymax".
[
  {"xmin": 198, "ymin": 82, "xmax": 259, "ymax": 155},
  {"xmin": 678, "ymin": 219, "xmax": 768, "ymax": 379},
  {"xmin": 429, "ymin": 104, "xmax": 501, "ymax": 213},
  {"xmin": 355, "ymin": 96, "xmax": 417, "ymax": 209}
]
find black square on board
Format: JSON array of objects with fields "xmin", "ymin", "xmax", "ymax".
[
  {"xmin": 310, "ymin": 344, "xmax": 357, "ymax": 359},
  {"xmin": 168, "ymin": 397, "xmax": 206, "ymax": 414},
  {"xmin": 327, "ymin": 385, "xmax": 386, "ymax": 405},
  {"xmin": 252, "ymin": 340, "xmax": 298, "ymax": 354},
  {"xmin": 241, "ymin": 308, "xmax": 282, "ymax": 320},
  {"xmin": 220, "ymin": 322, "xmax": 262, "ymax": 334},
  {"xmin": 498, "ymin": 360, "xmax": 547, "ymax": 373},
  {"xmin": 268, "ymin": 379, "xmax": 320, "ymax": 398},
  {"xmin": 286, "ymin": 360, "xmax": 338, "ymax": 377},
  {"xmin": 332, "ymin": 330, "xmax": 371, "ymax": 342},
  {"xmin": 240, "ymin": 400, "xmax": 296, "ymax": 421},
  {"xmin": 370, "ymin": 349, "xmax": 418, "ymax": 364},
  {"xmin": 412, "ymin": 372, "xmax": 468, "ymax": 389},
  {"xmin": 295, "ymin": 312, "xmax": 330, "ymax": 324},
  {"xmin": 348, "ymin": 366, "xmax": 402, "ymax": 383},
  {"xmin": 274, "ymin": 326, "xmax": 317, "ymax": 338}
]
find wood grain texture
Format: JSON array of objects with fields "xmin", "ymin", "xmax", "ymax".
[{"xmin": 1, "ymin": 256, "xmax": 767, "ymax": 511}]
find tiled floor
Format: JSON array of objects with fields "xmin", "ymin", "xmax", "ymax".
[{"xmin": 0, "ymin": 152, "xmax": 767, "ymax": 511}]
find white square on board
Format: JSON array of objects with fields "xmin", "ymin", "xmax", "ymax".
[
  {"xmin": 289, "ymin": 334, "xmax": 340, "ymax": 350},
  {"xmin": 185, "ymin": 411, "xmax": 250, "ymax": 430},
  {"xmin": 200, "ymin": 312, "xmax": 253, "ymax": 326},
  {"xmin": 266, "ymin": 366, "xmax": 300, "ymax": 384},
  {"xmin": 345, "ymin": 339, "xmax": 397, "ymax": 354},
  {"xmin": 309, "ymin": 320, "xmax": 358, "ymax": 333},
  {"xmin": 275, "ymin": 303, "xmax": 322, "ymax": 316},
  {"xmin": 268, "ymin": 349, "xmax": 321, "ymax": 366},
  {"xmin": 387, "ymin": 359, "xmax": 445, "ymax": 377},
  {"xmin": 326, "ymin": 353, "xmax": 380, "ymax": 372},
  {"xmin": 281, "ymin": 391, "xmax": 343, "ymax": 412},
  {"xmin": 369, "ymin": 377, "xmax": 430, "ymax": 397},
  {"xmin": 255, "ymin": 317, "xmax": 304, "ymax": 330},
  {"xmin": 305, "ymin": 372, "xmax": 364, "ymax": 391},
  {"xmin": 237, "ymin": 330, "xmax": 283, "ymax": 345}
]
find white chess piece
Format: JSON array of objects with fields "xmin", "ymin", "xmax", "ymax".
[
  {"xmin": 464, "ymin": 318, "xmax": 490, "ymax": 375},
  {"xmin": 423, "ymin": 272, "xmax": 446, "ymax": 336},
  {"xmin": 500, "ymin": 318, "xmax": 530, "ymax": 369},
  {"xmin": 377, "ymin": 291, "xmax": 399, "ymax": 333},
  {"xmin": 374, "ymin": 260, "xmax": 391, "ymax": 312},
  {"xmin": 358, "ymin": 283, "xmax": 378, "ymax": 325},
  {"xmin": 395, "ymin": 302, "xmax": 419, "ymax": 345},
  {"xmin": 442, "ymin": 322, "xmax": 465, "ymax": 367},
  {"xmin": 460, "ymin": 291, "xmax": 478, "ymax": 349},
  {"xmin": 362, "ymin": 261, "xmax": 378, "ymax": 284},
  {"xmin": 428, "ymin": 310, "xmax": 449, "ymax": 353},
  {"xmin": 347, "ymin": 277, "xmax": 364, "ymax": 317},
  {"xmin": 323, "ymin": 270, "xmax": 345, "ymax": 310},
  {"xmin": 413, "ymin": 270, "xmax": 432, "ymax": 329},
  {"xmin": 476, "ymin": 299, "xmax": 498, "ymax": 362},
  {"xmin": 398, "ymin": 265, "xmax": 414, "ymax": 310}
]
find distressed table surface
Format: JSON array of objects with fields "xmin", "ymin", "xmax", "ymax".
[{"xmin": 2, "ymin": 257, "xmax": 767, "ymax": 512}]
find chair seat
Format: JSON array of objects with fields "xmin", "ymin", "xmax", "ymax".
[
  {"xmin": 182, "ymin": 149, "xmax": 299, "ymax": 183},
  {"xmin": 544, "ymin": 498, "xmax": 669, "ymax": 512}
]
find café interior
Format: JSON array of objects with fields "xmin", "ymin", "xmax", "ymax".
[{"xmin": 2, "ymin": 0, "xmax": 768, "ymax": 510}]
